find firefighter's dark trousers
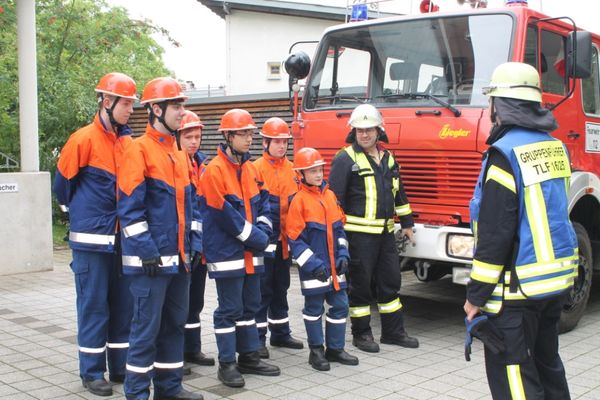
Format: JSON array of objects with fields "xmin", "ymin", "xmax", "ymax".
[
  {"xmin": 257, "ymin": 243, "xmax": 292, "ymax": 344},
  {"xmin": 485, "ymin": 297, "xmax": 570, "ymax": 400},
  {"xmin": 347, "ymin": 231, "xmax": 405, "ymax": 338},
  {"xmin": 184, "ymin": 264, "xmax": 208, "ymax": 354},
  {"xmin": 71, "ymin": 249, "xmax": 132, "ymax": 381}
]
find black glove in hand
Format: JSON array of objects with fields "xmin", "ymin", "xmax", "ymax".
[
  {"xmin": 191, "ymin": 252, "xmax": 202, "ymax": 272},
  {"xmin": 335, "ymin": 258, "xmax": 348, "ymax": 276},
  {"xmin": 313, "ymin": 267, "xmax": 329, "ymax": 282},
  {"xmin": 141, "ymin": 257, "xmax": 162, "ymax": 277},
  {"xmin": 466, "ymin": 315, "xmax": 505, "ymax": 356}
]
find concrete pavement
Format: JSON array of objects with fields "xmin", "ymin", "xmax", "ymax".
[{"xmin": 0, "ymin": 249, "xmax": 599, "ymax": 399}]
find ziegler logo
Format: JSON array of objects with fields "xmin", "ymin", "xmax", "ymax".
[{"xmin": 438, "ymin": 124, "xmax": 470, "ymax": 139}]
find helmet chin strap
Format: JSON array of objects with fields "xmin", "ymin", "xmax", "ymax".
[
  {"xmin": 300, "ymin": 171, "xmax": 317, "ymax": 187},
  {"xmin": 226, "ymin": 132, "xmax": 245, "ymax": 164},
  {"xmin": 490, "ymin": 97, "xmax": 497, "ymax": 125},
  {"xmin": 102, "ymin": 95, "xmax": 124, "ymax": 132},
  {"xmin": 155, "ymin": 102, "xmax": 178, "ymax": 135}
]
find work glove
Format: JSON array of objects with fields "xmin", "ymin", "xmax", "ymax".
[
  {"xmin": 312, "ymin": 267, "xmax": 329, "ymax": 283},
  {"xmin": 335, "ymin": 257, "xmax": 349, "ymax": 276},
  {"xmin": 191, "ymin": 252, "xmax": 202, "ymax": 272},
  {"xmin": 464, "ymin": 315, "xmax": 505, "ymax": 361},
  {"xmin": 141, "ymin": 257, "xmax": 162, "ymax": 277}
]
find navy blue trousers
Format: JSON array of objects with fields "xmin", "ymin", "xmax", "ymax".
[
  {"xmin": 303, "ymin": 289, "xmax": 349, "ymax": 350},
  {"xmin": 213, "ymin": 273, "xmax": 261, "ymax": 362},
  {"xmin": 71, "ymin": 249, "xmax": 132, "ymax": 380},
  {"xmin": 184, "ymin": 264, "xmax": 208, "ymax": 354},
  {"xmin": 124, "ymin": 273, "xmax": 190, "ymax": 399},
  {"xmin": 257, "ymin": 244, "xmax": 292, "ymax": 344}
]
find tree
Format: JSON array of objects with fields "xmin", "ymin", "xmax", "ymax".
[{"xmin": 0, "ymin": 0, "xmax": 174, "ymax": 172}]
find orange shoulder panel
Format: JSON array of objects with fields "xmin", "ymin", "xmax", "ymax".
[
  {"xmin": 286, "ymin": 191, "xmax": 308, "ymax": 240},
  {"xmin": 201, "ymin": 159, "xmax": 228, "ymax": 210},
  {"xmin": 118, "ymin": 139, "xmax": 147, "ymax": 197}
]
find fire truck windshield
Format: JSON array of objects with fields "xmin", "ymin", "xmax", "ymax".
[{"xmin": 305, "ymin": 13, "xmax": 514, "ymax": 110}]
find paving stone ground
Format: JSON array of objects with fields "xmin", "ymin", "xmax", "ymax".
[{"xmin": 0, "ymin": 249, "xmax": 599, "ymax": 399}]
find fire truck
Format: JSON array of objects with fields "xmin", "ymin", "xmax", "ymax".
[{"xmin": 284, "ymin": 0, "xmax": 600, "ymax": 332}]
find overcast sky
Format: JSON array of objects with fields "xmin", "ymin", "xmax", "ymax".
[{"xmin": 106, "ymin": 0, "xmax": 599, "ymax": 88}]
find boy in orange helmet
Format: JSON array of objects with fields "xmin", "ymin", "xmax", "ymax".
[
  {"xmin": 286, "ymin": 147, "xmax": 358, "ymax": 371},
  {"xmin": 118, "ymin": 77, "xmax": 202, "ymax": 400},
  {"xmin": 201, "ymin": 109, "xmax": 280, "ymax": 388},
  {"xmin": 177, "ymin": 110, "xmax": 215, "ymax": 368},
  {"xmin": 54, "ymin": 72, "xmax": 137, "ymax": 396},
  {"xmin": 253, "ymin": 117, "xmax": 304, "ymax": 358}
]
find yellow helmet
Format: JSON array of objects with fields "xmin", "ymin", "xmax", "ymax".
[
  {"xmin": 348, "ymin": 104, "xmax": 383, "ymax": 128},
  {"xmin": 483, "ymin": 62, "xmax": 542, "ymax": 102}
]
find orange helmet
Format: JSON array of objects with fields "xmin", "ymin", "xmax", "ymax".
[
  {"xmin": 293, "ymin": 147, "xmax": 326, "ymax": 170},
  {"xmin": 260, "ymin": 117, "xmax": 292, "ymax": 139},
  {"xmin": 218, "ymin": 109, "xmax": 256, "ymax": 131},
  {"xmin": 179, "ymin": 110, "xmax": 204, "ymax": 131},
  {"xmin": 95, "ymin": 72, "xmax": 137, "ymax": 100},
  {"xmin": 140, "ymin": 77, "xmax": 188, "ymax": 105}
]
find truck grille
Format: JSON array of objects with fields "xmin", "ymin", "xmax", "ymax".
[{"xmin": 396, "ymin": 151, "xmax": 482, "ymax": 207}]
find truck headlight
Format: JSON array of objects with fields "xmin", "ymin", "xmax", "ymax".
[{"xmin": 447, "ymin": 234, "xmax": 474, "ymax": 259}]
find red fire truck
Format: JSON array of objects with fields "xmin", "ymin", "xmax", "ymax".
[{"xmin": 284, "ymin": 0, "xmax": 599, "ymax": 331}]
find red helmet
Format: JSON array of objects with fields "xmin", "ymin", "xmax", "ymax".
[
  {"xmin": 140, "ymin": 77, "xmax": 188, "ymax": 105},
  {"xmin": 95, "ymin": 72, "xmax": 137, "ymax": 100},
  {"xmin": 179, "ymin": 110, "xmax": 204, "ymax": 131},
  {"xmin": 218, "ymin": 109, "xmax": 256, "ymax": 131},
  {"xmin": 260, "ymin": 117, "xmax": 292, "ymax": 139},
  {"xmin": 293, "ymin": 147, "xmax": 326, "ymax": 170}
]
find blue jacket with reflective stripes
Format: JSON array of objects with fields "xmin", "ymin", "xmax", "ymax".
[
  {"xmin": 200, "ymin": 145, "xmax": 272, "ymax": 279},
  {"xmin": 53, "ymin": 114, "xmax": 132, "ymax": 253},
  {"xmin": 287, "ymin": 181, "xmax": 350, "ymax": 296},
  {"xmin": 117, "ymin": 125, "xmax": 196, "ymax": 275}
]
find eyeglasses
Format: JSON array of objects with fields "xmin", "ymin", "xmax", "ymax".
[{"xmin": 232, "ymin": 131, "xmax": 255, "ymax": 139}]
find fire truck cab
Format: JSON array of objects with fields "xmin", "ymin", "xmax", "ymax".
[{"xmin": 285, "ymin": 1, "xmax": 600, "ymax": 331}]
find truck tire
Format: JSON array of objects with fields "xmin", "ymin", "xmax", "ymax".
[{"xmin": 559, "ymin": 222, "xmax": 593, "ymax": 333}]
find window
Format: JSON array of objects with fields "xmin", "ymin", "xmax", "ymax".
[
  {"xmin": 267, "ymin": 62, "xmax": 281, "ymax": 80},
  {"xmin": 582, "ymin": 46, "xmax": 600, "ymax": 115},
  {"xmin": 540, "ymin": 30, "xmax": 566, "ymax": 95},
  {"xmin": 306, "ymin": 46, "xmax": 371, "ymax": 108},
  {"xmin": 305, "ymin": 14, "xmax": 513, "ymax": 109}
]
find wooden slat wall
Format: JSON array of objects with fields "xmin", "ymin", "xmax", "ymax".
[{"xmin": 129, "ymin": 95, "xmax": 294, "ymax": 161}]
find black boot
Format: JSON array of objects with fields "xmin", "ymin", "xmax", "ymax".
[
  {"xmin": 82, "ymin": 378, "xmax": 113, "ymax": 396},
  {"xmin": 218, "ymin": 361, "xmax": 244, "ymax": 388},
  {"xmin": 184, "ymin": 351, "xmax": 215, "ymax": 366},
  {"xmin": 237, "ymin": 351, "xmax": 281, "ymax": 376},
  {"xmin": 380, "ymin": 332, "xmax": 419, "ymax": 348},
  {"xmin": 380, "ymin": 310, "xmax": 419, "ymax": 348},
  {"xmin": 183, "ymin": 364, "xmax": 192, "ymax": 375},
  {"xmin": 352, "ymin": 333, "xmax": 380, "ymax": 353},
  {"xmin": 258, "ymin": 345, "xmax": 270, "ymax": 359},
  {"xmin": 270, "ymin": 336, "xmax": 304, "ymax": 349},
  {"xmin": 325, "ymin": 348, "xmax": 359, "ymax": 365},
  {"xmin": 308, "ymin": 346, "xmax": 330, "ymax": 371},
  {"xmin": 153, "ymin": 387, "xmax": 203, "ymax": 399}
]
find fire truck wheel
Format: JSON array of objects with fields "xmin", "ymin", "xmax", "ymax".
[{"xmin": 559, "ymin": 222, "xmax": 593, "ymax": 333}]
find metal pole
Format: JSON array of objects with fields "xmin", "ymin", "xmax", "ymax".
[{"xmin": 16, "ymin": 0, "xmax": 39, "ymax": 172}]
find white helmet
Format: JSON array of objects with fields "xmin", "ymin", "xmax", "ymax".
[
  {"xmin": 482, "ymin": 62, "xmax": 542, "ymax": 103},
  {"xmin": 348, "ymin": 104, "xmax": 383, "ymax": 129}
]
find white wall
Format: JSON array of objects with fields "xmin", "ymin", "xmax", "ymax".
[
  {"xmin": 226, "ymin": 11, "xmax": 338, "ymax": 95},
  {"xmin": 0, "ymin": 172, "xmax": 53, "ymax": 275}
]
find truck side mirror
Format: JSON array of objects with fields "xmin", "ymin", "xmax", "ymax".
[
  {"xmin": 284, "ymin": 51, "xmax": 311, "ymax": 82},
  {"xmin": 566, "ymin": 31, "xmax": 592, "ymax": 79}
]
